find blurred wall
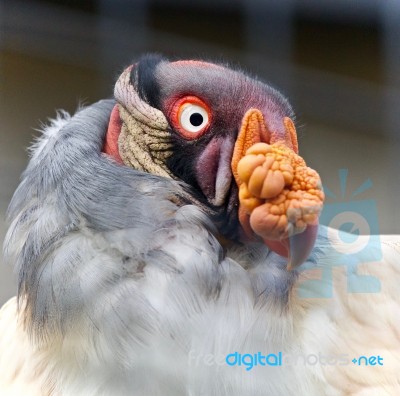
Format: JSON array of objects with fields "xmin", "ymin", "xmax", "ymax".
[{"xmin": 1, "ymin": 0, "xmax": 399, "ymax": 304}]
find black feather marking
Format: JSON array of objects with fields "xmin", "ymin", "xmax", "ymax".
[{"xmin": 133, "ymin": 53, "xmax": 166, "ymax": 109}]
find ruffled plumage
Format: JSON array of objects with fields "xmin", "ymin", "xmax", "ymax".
[{"xmin": 0, "ymin": 89, "xmax": 399, "ymax": 396}]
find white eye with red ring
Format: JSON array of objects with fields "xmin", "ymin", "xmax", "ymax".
[
  {"xmin": 170, "ymin": 96, "xmax": 211, "ymax": 139},
  {"xmin": 179, "ymin": 104, "xmax": 209, "ymax": 134}
]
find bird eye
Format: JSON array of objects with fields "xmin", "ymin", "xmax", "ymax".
[
  {"xmin": 169, "ymin": 96, "xmax": 211, "ymax": 139},
  {"xmin": 179, "ymin": 104, "xmax": 209, "ymax": 133}
]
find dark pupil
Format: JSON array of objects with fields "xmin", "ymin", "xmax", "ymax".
[{"xmin": 190, "ymin": 113, "xmax": 203, "ymax": 127}]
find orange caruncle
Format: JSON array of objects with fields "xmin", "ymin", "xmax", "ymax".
[{"xmin": 236, "ymin": 142, "xmax": 324, "ymax": 240}]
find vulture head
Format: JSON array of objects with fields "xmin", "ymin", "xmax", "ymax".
[
  {"xmin": 104, "ymin": 54, "xmax": 324, "ymax": 269},
  {"xmin": 104, "ymin": 55, "xmax": 323, "ymax": 268}
]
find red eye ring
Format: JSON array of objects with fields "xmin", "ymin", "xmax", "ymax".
[{"xmin": 169, "ymin": 96, "xmax": 212, "ymax": 140}]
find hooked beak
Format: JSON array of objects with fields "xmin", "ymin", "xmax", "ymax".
[
  {"xmin": 231, "ymin": 109, "xmax": 323, "ymax": 270},
  {"xmin": 262, "ymin": 223, "xmax": 319, "ymax": 270}
]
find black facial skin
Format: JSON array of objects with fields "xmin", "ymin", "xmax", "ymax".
[
  {"xmin": 130, "ymin": 54, "xmax": 242, "ymax": 240},
  {"xmin": 166, "ymin": 132, "xmax": 241, "ymax": 241}
]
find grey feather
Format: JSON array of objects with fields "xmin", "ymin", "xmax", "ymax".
[
  {"xmin": 4, "ymin": 100, "xmax": 214, "ymax": 333},
  {"xmin": 2, "ymin": 101, "xmax": 328, "ymax": 396}
]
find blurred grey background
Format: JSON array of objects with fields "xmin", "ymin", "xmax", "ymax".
[{"xmin": 1, "ymin": 0, "xmax": 399, "ymax": 305}]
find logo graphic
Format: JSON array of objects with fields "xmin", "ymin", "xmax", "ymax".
[
  {"xmin": 188, "ymin": 350, "xmax": 384, "ymax": 370},
  {"xmin": 298, "ymin": 169, "xmax": 382, "ymax": 298},
  {"xmin": 352, "ymin": 355, "xmax": 384, "ymax": 366}
]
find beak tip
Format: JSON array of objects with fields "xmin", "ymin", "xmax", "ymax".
[
  {"xmin": 286, "ymin": 257, "xmax": 303, "ymax": 272},
  {"xmin": 285, "ymin": 223, "xmax": 319, "ymax": 271},
  {"xmin": 286, "ymin": 260, "xmax": 294, "ymax": 271}
]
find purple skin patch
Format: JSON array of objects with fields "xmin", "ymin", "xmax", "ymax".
[{"xmin": 196, "ymin": 136, "xmax": 235, "ymax": 206}]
